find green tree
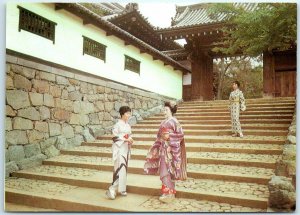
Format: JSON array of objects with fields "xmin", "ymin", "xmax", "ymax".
[{"xmin": 208, "ymin": 3, "xmax": 297, "ymax": 56}]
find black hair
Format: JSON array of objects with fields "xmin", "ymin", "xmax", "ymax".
[
  {"xmin": 164, "ymin": 102, "xmax": 177, "ymax": 116},
  {"xmin": 119, "ymin": 106, "xmax": 131, "ymax": 117},
  {"xmin": 233, "ymin": 81, "xmax": 240, "ymax": 88}
]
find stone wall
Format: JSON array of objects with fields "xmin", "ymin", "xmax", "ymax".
[
  {"xmin": 5, "ymin": 53, "xmax": 177, "ymax": 178},
  {"xmin": 268, "ymin": 108, "xmax": 296, "ymax": 210}
]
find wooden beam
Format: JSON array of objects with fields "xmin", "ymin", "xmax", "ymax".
[
  {"xmin": 55, "ymin": 5, "xmax": 63, "ymax": 11},
  {"xmin": 106, "ymin": 31, "xmax": 113, "ymax": 36},
  {"xmin": 83, "ymin": 19, "xmax": 91, "ymax": 25}
]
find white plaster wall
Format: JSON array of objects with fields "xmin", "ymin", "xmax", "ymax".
[{"xmin": 6, "ymin": 3, "xmax": 183, "ymax": 99}]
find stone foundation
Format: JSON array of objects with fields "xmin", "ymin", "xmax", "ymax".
[
  {"xmin": 5, "ymin": 53, "xmax": 177, "ymax": 177},
  {"xmin": 268, "ymin": 108, "xmax": 296, "ymax": 210}
]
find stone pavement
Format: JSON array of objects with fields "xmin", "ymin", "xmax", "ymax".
[{"xmin": 5, "ymin": 97, "xmax": 295, "ymax": 212}]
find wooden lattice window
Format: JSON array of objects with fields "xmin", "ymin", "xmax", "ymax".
[
  {"xmin": 125, "ymin": 55, "xmax": 140, "ymax": 74},
  {"xmin": 18, "ymin": 6, "xmax": 57, "ymax": 43},
  {"xmin": 83, "ymin": 36, "xmax": 106, "ymax": 62}
]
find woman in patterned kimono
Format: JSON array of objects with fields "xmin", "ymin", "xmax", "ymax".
[
  {"xmin": 144, "ymin": 101, "xmax": 187, "ymax": 203},
  {"xmin": 106, "ymin": 106, "xmax": 133, "ymax": 200},
  {"xmin": 229, "ymin": 81, "xmax": 246, "ymax": 138}
]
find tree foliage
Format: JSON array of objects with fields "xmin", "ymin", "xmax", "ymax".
[
  {"xmin": 213, "ymin": 56, "xmax": 263, "ymax": 99},
  {"xmin": 208, "ymin": 3, "xmax": 297, "ymax": 56}
]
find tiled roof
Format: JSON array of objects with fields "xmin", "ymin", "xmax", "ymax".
[
  {"xmin": 159, "ymin": 3, "xmax": 259, "ymax": 30},
  {"xmin": 55, "ymin": 3, "xmax": 190, "ymax": 74}
]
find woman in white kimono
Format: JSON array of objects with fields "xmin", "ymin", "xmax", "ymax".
[
  {"xmin": 106, "ymin": 106, "xmax": 133, "ymax": 200},
  {"xmin": 229, "ymin": 81, "xmax": 246, "ymax": 138}
]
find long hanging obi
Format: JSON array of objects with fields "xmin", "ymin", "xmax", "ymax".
[{"xmin": 144, "ymin": 117, "xmax": 187, "ymax": 182}]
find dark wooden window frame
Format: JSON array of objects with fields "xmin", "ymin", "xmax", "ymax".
[
  {"xmin": 83, "ymin": 36, "xmax": 107, "ymax": 62},
  {"xmin": 18, "ymin": 6, "xmax": 57, "ymax": 44},
  {"xmin": 124, "ymin": 55, "xmax": 140, "ymax": 74}
]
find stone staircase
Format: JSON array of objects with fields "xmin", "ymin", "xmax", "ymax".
[{"xmin": 5, "ymin": 97, "xmax": 295, "ymax": 212}]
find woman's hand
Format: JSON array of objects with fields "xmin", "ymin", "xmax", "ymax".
[
  {"xmin": 162, "ymin": 133, "xmax": 170, "ymax": 141},
  {"xmin": 127, "ymin": 137, "xmax": 134, "ymax": 145}
]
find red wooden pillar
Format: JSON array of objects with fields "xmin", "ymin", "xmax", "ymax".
[
  {"xmin": 191, "ymin": 52, "xmax": 214, "ymax": 100},
  {"xmin": 263, "ymin": 51, "xmax": 275, "ymax": 97}
]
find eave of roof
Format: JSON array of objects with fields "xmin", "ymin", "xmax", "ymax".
[{"xmin": 54, "ymin": 3, "xmax": 190, "ymax": 74}]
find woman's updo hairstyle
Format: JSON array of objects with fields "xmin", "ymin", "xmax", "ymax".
[{"xmin": 164, "ymin": 101, "xmax": 177, "ymax": 116}]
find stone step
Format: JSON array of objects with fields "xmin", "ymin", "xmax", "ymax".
[
  {"xmin": 181, "ymin": 99, "xmax": 295, "ymax": 106},
  {"xmin": 97, "ymin": 135, "xmax": 285, "ymax": 145},
  {"xmin": 46, "ymin": 149, "xmax": 279, "ymax": 169},
  {"xmin": 12, "ymin": 166, "xmax": 270, "ymax": 206},
  {"xmin": 132, "ymin": 123, "xmax": 290, "ymax": 130},
  {"xmin": 162, "ymin": 110, "xmax": 294, "ymax": 116},
  {"xmin": 131, "ymin": 128, "xmax": 287, "ymax": 136},
  {"xmin": 82, "ymin": 141, "xmax": 283, "ymax": 155},
  {"xmin": 148, "ymin": 114, "xmax": 293, "ymax": 120},
  {"xmin": 5, "ymin": 176, "xmax": 267, "ymax": 211},
  {"xmin": 177, "ymin": 106, "xmax": 294, "ymax": 112},
  {"xmin": 5, "ymin": 202, "xmax": 59, "ymax": 212},
  {"xmin": 139, "ymin": 119, "xmax": 291, "ymax": 125}
]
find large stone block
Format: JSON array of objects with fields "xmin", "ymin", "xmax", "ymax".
[
  {"xmin": 80, "ymin": 114, "xmax": 90, "ymax": 126},
  {"xmin": 5, "ymin": 117, "xmax": 12, "ymax": 131},
  {"xmin": 27, "ymin": 130, "xmax": 46, "ymax": 143},
  {"xmin": 8, "ymin": 145, "xmax": 25, "ymax": 162},
  {"xmin": 35, "ymin": 121, "xmax": 49, "ymax": 133},
  {"xmin": 49, "ymin": 85, "xmax": 62, "ymax": 98},
  {"xmin": 5, "ymin": 149, "xmax": 9, "ymax": 162},
  {"xmin": 39, "ymin": 106, "xmax": 50, "ymax": 120},
  {"xmin": 286, "ymin": 135, "xmax": 296, "ymax": 145},
  {"xmin": 44, "ymin": 145, "xmax": 60, "ymax": 158},
  {"xmin": 18, "ymin": 107, "xmax": 40, "ymax": 120},
  {"xmin": 74, "ymin": 125, "xmax": 83, "ymax": 134},
  {"xmin": 40, "ymin": 137, "xmax": 57, "ymax": 152},
  {"xmin": 69, "ymin": 113, "xmax": 80, "ymax": 125},
  {"xmin": 55, "ymin": 98, "xmax": 73, "ymax": 111},
  {"xmin": 56, "ymin": 76, "xmax": 70, "ymax": 85},
  {"xmin": 40, "ymin": 71, "xmax": 55, "ymax": 82},
  {"xmin": 73, "ymin": 101, "xmax": 95, "ymax": 114},
  {"xmin": 11, "ymin": 65, "xmax": 35, "ymax": 79},
  {"xmin": 49, "ymin": 123, "xmax": 62, "ymax": 136},
  {"xmin": 110, "ymin": 110, "xmax": 119, "ymax": 119},
  {"xmin": 29, "ymin": 92, "xmax": 44, "ymax": 106},
  {"xmin": 89, "ymin": 125, "xmax": 105, "ymax": 137},
  {"xmin": 61, "ymin": 89, "xmax": 69, "ymax": 99},
  {"xmin": 6, "ymin": 75, "xmax": 14, "ymax": 89},
  {"xmin": 17, "ymin": 154, "xmax": 47, "ymax": 170},
  {"xmin": 24, "ymin": 143, "xmax": 42, "ymax": 158},
  {"xmin": 89, "ymin": 113, "xmax": 100, "ymax": 125},
  {"xmin": 96, "ymin": 86, "xmax": 105, "ymax": 93},
  {"xmin": 268, "ymin": 175, "xmax": 296, "ymax": 209},
  {"xmin": 98, "ymin": 112, "xmax": 104, "ymax": 121},
  {"xmin": 53, "ymin": 108, "xmax": 71, "ymax": 121},
  {"xmin": 104, "ymin": 112, "xmax": 112, "ymax": 121},
  {"xmin": 6, "ymin": 105, "xmax": 16, "ymax": 117},
  {"xmin": 6, "ymin": 130, "xmax": 28, "ymax": 145},
  {"xmin": 13, "ymin": 117, "xmax": 33, "ymax": 130},
  {"xmin": 67, "ymin": 85, "xmax": 75, "ymax": 92},
  {"xmin": 95, "ymin": 101, "xmax": 105, "ymax": 111},
  {"xmin": 67, "ymin": 134, "xmax": 84, "ymax": 146},
  {"xmin": 14, "ymin": 74, "xmax": 32, "ymax": 91},
  {"xmin": 44, "ymin": 93, "xmax": 55, "ymax": 107},
  {"xmin": 69, "ymin": 91, "xmax": 82, "ymax": 101},
  {"xmin": 134, "ymin": 99, "xmax": 141, "ymax": 108},
  {"xmin": 33, "ymin": 79, "xmax": 49, "ymax": 93},
  {"xmin": 104, "ymin": 102, "xmax": 114, "ymax": 112},
  {"xmin": 6, "ymin": 90, "xmax": 30, "ymax": 110},
  {"xmin": 114, "ymin": 101, "xmax": 122, "ymax": 112},
  {"xmin": 55, "ymin": 136, "xmax": 72, "ymax": 150},
  {"xmin": 62, "ymin": 124, "xmax": 74, "ymax": 138},
  {"xmin": 6, "ymin": 161, "xmax": 19, "ymax": 178},
  {"xmin": 69, "ymin": 78, "xmax": 80, "ymax": 86},
  {"xmin": 83, "ymin": 129, "xmax": 95, "ymax": 142}
]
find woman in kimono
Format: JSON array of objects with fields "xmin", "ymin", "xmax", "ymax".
[
  {"xmin": 229, "ymin": 81, "xmax": 246, "ymax": 138},
  {"xmin": 144, "ymin": 101, "xmax": 187, "ymax": 203},
  {"xmin": 106, "ymin": 106, "xmax": 133, "ymax": 200}
]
